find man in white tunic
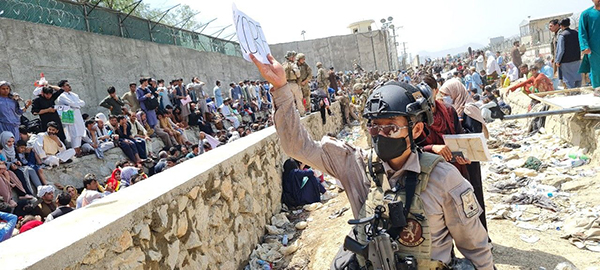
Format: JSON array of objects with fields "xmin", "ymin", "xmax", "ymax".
[
  {"xmin": 219, "ymin": 98, "xmax": 240, "ymax": 128},
  {"xmin": 55, "ymin": 80, "xmax": 86, "ymax": 156}
]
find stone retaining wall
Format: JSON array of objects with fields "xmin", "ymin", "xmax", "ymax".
[{"xmin": 0, "ymin": 102, "xmax": 344, "ymax": 270}]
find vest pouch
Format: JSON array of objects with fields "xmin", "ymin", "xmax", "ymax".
[{"xmin": 388, "ymin": 201, "xmax": 407, "ymax": 228}]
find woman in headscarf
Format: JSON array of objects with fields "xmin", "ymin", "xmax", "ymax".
[
  {"xmin": 416, "ymin": 75, "xmax": 471, "ymax": 177},
  {"xmin": 0, "ymin": 81, "xmax": 31, "ymax": 138},
  {"xmin": 63, "ymin": 185, "xmax": 79, "ymax": 208},
  {"xmin": 281, "ymin": 158, "xmax": 325, "ymax": 207},
  {"xmin": 438, "ymin": 78, "xmax": 489, "ymax": 231},
  {"xmin": 1, "ymin": 131, "xmax": 42, "ymax": 195},
  {"xmin": 0, "ymin": 161, "xmax": 33, "ymax": 208},
  {"xmin": 506, "ymin": 62, "xmax": 519, "ymax": 83},
  {"xmin": 105, "ymin": 168, "xmax": 121, "ymax": 192}
]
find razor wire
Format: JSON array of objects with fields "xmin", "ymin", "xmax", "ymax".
[{"xmin": 0, "ymin": 0, "xmax": 241, "ymax": 57}]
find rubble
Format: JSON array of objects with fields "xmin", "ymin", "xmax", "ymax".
[{"xmin": 484, "ymin": 120, "xmax": 599, "ymax": 255}]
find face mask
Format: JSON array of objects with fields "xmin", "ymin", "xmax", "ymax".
[
  {"xmin": 442, "ymin": 96, "xmax": 453, "ymax": 105},
  {"xmin": 373, "ymin": 135, "xmax": 409, "ymax": 161}
]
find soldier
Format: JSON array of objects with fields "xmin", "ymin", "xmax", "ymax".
[
  {"xmin": 316, "ymin": 62, "xmax": 329, "ymax": 94},
  {"xmin": 282, "ymin": 51, "xmax": 305, "ymax": 116},
  {"xmin": 296, "ymin": 53, "xmax": 312, "ymax": 112},
  {"xmin": 250, "ymin": 53, "xmax": 494, "ymax": 270}
]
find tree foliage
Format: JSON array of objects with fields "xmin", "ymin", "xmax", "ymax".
[{"xmin": 75, "ymin": 0, "xmax": 201, "ymax": 31}]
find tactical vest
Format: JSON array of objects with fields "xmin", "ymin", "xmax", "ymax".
[
  {"xmin": 284, "ymin": 61, "xmax": 299, "ymax": 81},
  {"xmin": 356, "ymin": 152, "xmax": 446, "ymax": 270}
]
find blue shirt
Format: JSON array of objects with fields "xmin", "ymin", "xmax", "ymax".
[
  {"xmin": 472, "ymin": 72, "xmax": 483, "ymax": 93},
  {"xmin": 0, "ymin": 96, "xmax": 23, "ymax": 126}
]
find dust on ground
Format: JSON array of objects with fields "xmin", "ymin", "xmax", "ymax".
[{"xmin": 250, "ymin": 123, "xmax": 600, "ymax": 269}]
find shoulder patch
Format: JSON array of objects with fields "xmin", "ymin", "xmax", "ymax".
[{"xmin": 460, "ymin": 189, "xmax": 479, "ymax": 218}]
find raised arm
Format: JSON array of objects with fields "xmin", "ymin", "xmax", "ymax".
[{"xmin": 251, "ymin": 54, "xmax": 370, "ymax": 218}]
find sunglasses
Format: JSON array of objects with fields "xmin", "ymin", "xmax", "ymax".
[{"xmin": 367, "ymin": 123, "xmax": 408, "ymax": 137}]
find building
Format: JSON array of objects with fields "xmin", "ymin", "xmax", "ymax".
[
  {"xmin": 348, "ymin": 20, "xmax": 374, "ymax": 34},
  {"xmin": 519, "ymin": 13, "xmax": 573, "ymax": 46}
]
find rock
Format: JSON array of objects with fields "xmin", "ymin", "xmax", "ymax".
[
  {"xmin": 151, "ymin": 204, "xmax": 169, "ymax": 232},
  {"xmin": 188, "ymin": 186, "xmax": 200, "ymax": 200},
  {"xmin": 166, "ymin": 240, "xmax": 180, "ymax": 269},
  {"xmin": 295, "ymin": 221, "xmax": 308, "ymax": 230},
  {"xmin": 513, "ymin": 168, "xmax": 538, "ymax": 177},
  {"xmin": 112, "ymin": 231, "xmax": 133, "ymax": 253},
  {"xmin": 177, "ymin": 196, "xmax": 189, "ymax": 213},
  {"xmin": 280, "ymin": 242, "xmax": 299, "ymax": 256},
  {"xmin": 271, "ymin": 213, "xmax": 289, "ymax": 228},
  {"xmin": 148, "ymin": 250, "xmax": 162, "ymax": 262},
  {"xmin": 221, "ymin": 178, "xmax": 233, "ymax": 202},
  {"xmin": 303, "ymin": 202, "xmax": 323, "ymax": 212},
  {"xmin": 176, "ymin": 212, "xmax": 188, "ymax": 238},
  {"xmin": 561, "ymin": 181, "xmax": 586, "ymax": 191},
  {"xmin": 110, "ymin": 247, "xmax": 145, "ymax": 270},
  {"xmin": 82, "ymin": 247, "xmax": 107, "ymax": 265},
  {"xmin": 265, "ymin": 225, "xmax": 284, "ymax": 235},
  {"xmin": 185, "ymin": 231, "xmax": 202, "ymax": 250}
]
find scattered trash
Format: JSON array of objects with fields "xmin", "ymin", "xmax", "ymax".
[
  {"xmin": 523, "ymin": 156, "xmax": 543, "ymax": 171},
  {"xmin": 271, "ymin": 213, "xmax": 290, "ymax": 228},
  {"xmin": 329, "ymin": 207, "xmax": 349, "ymax": 219},
  {"xmin": 520, "ymin": 234, "xmax": 540, "ymax": 243},
  {"xmin": 554, "ymin": 262, "xmax": 579, "ymax": 270}
]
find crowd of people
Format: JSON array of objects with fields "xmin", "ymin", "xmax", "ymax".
[{"xmin": 0, "ymin": 74, "xmax": 276, "ymax": 241}]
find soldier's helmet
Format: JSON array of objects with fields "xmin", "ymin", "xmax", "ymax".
[
  {"xmin": 285, "ymin": 51, "xmax": 297, "ymax": 59},
  {"xmin": 316, "ymin": 62, "xmax": 323, "ymax": 68},
  {"xmin": 296, "ymin": 53, "xmax": 305, "ymax": 60}
]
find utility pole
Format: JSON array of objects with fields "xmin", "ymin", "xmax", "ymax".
[
  {"xmin": 401, "ymin": 42, "xmax": 408, "ymax": 69},
  {"xmin": 301, "ymin": 30, "xmax": 306, "ymax": 41}
]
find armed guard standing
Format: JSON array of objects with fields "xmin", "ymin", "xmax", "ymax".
[
  {"xmin": 316, "ymin": 62, "xmax": 329, "ymax": 95},
  {"xmin": 296, "ymin": 53, "xmax": 313, "ymax": 113},
  {"xmin": 250, "ymin": 53, "xmax": 494, "ymax": 270},
  {"xmin": 282, "ymin": 51, "xmax": 305, "ymax": 116}
]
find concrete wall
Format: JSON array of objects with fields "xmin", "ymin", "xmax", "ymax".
[
  {"xmin": 0, "ymin": 18, "xmax": 260, "ymax": 116},
  {"xmin": 0, "ymin": 103, "xmax": 344, "ymax": 270},
  {"xmin": 270, "ymin": 30, "xmax": 392, "ymax": 73}
]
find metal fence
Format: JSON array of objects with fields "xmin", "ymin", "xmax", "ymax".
[{"xmin": 0, "ymin": 0, "xmax": 242, "ymax": 57}]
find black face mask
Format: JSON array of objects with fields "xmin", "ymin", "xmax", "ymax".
[{"xmin": 373, "ymin": 135, "xmax": 409, "ymax": 161}]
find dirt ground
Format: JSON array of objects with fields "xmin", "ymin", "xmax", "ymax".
[{"xmin": 280, "ymin": 126, "xmax": 600, "ymax": 270}]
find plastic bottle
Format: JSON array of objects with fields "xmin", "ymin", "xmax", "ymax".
[
  {"xmin": 282, "ymin": 234, "xmax": 288, "ymax": 246},
  {"xmin": 257, "ymin": 260, "xmax": 272, "ymax": 270}
]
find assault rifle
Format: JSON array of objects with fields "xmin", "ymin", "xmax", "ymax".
[{"xmin": 343, "ymin": 205, "xmax": 417, "ymax": 270}]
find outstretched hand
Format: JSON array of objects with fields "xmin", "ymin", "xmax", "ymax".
[{"xmin": 250, "ymin": 54, "xmax": 286, "ymax": 89}]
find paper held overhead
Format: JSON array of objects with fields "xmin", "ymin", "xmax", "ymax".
[
  {"xmin": 442, "ymin": 133, "xmax": 491, "ymax": 162},
  {"xmin": 231, "ymin": 4, "xmax": 271, "ymax": 64}
]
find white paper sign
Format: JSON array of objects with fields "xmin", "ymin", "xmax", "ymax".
[
  {"xmin": 442, "ymin": 133, "xmax": 491, "ymax": 162},
  {"xmin": 232, "ymin": 3, "xmax": 271, "ymax": 64},
  {"xmin": 54, "ymin": 105, "xmax": 71, "ymax": 111}
]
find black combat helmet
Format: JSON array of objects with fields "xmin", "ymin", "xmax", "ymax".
[{"xmin": 363, "ymin": 81, "xmax": 434, "ymax": 126}]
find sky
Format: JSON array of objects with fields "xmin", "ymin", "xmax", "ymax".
[{"xmin": 144, "ymin": 0, "xmax": 593, "ymax": 55}]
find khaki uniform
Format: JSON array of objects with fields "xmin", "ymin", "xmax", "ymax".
[
  {"xmin": 283, "ymin": 60, "xmax": 305, "ymax": 116},
  {"xmin": 297, "ymin": 61, "xmax": 313, "ymax": 111},
  {"xmin": 316, "ymin": 67, "xmax": 329, "ymax": 93},
  {"xmin": 271, "ymin": 84, "xmax": 494, "ymax": 269}
]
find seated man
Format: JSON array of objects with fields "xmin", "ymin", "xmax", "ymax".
[
  {"xmin": 93, "ymin": 113, "xmax": 116, "ymax": 152},
  {"xmin": 116, "ymin": 115, "xmax": 147, "ymax": 160},
  {"xmin": 508, "ymin": 65, "xmax": 553, "ymax": 95},
  {"xmin": 33, "ymin": 185, "xmax": 57, "ymax": 221},
  {"xmin": 219, "ymin": 98, "xmax": 240, "ymax": 128},
  {"xmin": 77, "ymin": 173, "xmax": 105, "ymax": 209},
  {"xmin": 34, "ymin": 121, "xmax": 76, "ymax": 167},
  {"xmin": 45, "ymin": 193, "xmax": 73, "ymax": 222},
  {"xmin": 128, "ymin": 112, "xmax": 153, "ymax": 154},
  {"xmin": 108, "ymin": 115, "xmax": 143, "ymax": 164},
  {"xmin": 157, "ymin": 110, "xmax": 188, "ymax": 146},
  {"xmin": 81, "ymin": 120, "xmax": 104, "ymax": 159}
]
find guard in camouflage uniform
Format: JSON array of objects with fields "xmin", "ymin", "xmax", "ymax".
[
  {"xmin": 282, "ymin": 51, "xmax": 305, "ymax": 116},
  {"xmin": 296, "ymin": 53, "xmax": 312, "ymax": 112}
]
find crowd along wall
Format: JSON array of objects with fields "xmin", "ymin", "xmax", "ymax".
[
  {"xmin": 0, "ymin": 102, "xmax": 344, "ymax": 270},
  {"xmin": 0, "ymin": 17, "xmax": 260, "ymax": 116},
  {"xmin": 270, "ymin": 30, "xmax": 392, "ymax": 74}
]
